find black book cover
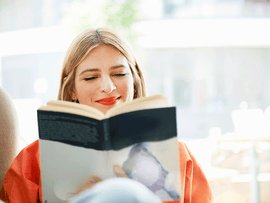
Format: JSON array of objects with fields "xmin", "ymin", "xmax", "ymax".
[{"xmin": 37, "ymin": 107, "xmax": 177, "ymax": 150}]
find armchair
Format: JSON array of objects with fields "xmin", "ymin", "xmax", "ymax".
[{"xmin": 0, "ymin": 86, "xmax": 19, "ymax": 189}]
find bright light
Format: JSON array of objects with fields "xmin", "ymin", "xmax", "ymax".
[
  {"xmin": 209, "ymin": 127, "xmax": 222, "ymax": 138},
  {"xmin": 34, "ymin": 78, "xmax": 48, "ymax": 94},
  {"xmin": 239, "ymin": 101, "xmax": 248, "ymax": 110}
]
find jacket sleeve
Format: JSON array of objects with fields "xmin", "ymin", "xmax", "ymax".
[
  {"xmin": 0, "ymin": 140, "xmax": 43, "ymax": 203},
  {"xmin": 178, "ymin": 141, "xmax": 213, "ymax": 203}
]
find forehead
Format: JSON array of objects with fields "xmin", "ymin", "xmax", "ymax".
[{"xmin": 77, "ymin": 45, "xmax": 129, "ymax": 71}]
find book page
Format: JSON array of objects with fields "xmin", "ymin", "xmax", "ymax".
[
  {"xmin": 106, "ymin": 95, "xmax": 169, "ymax": 118},
  {"xmin": 39, "ymin": 100, "xmax": 105, "ymax": 120},
  {"xmin": 39, "ymin": 95, "xmax": 168, "ymax": 120}
]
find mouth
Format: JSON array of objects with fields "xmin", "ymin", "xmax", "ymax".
[{"xmin": 96, "ymin": 96, "xmax": 121, "ymax": 106}]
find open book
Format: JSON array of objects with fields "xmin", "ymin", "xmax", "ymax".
[{"xmin": 38, "ymin": 95, "xmax": 181, "ymax": 202}]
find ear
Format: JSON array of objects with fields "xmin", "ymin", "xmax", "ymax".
[
  {"xmin": 133, "ymin": 86, "xmax": 137, "ymax": 99},
  {"xmin": 70, "ymin": 90, "xmax": 77, "ymax": 101},
  {"xmin": 64, "ymin": 77, "xmax": 77, "ymax": 101}
]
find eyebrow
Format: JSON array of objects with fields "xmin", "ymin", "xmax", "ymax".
[
  {"xmin": 110, "ymin": 64, "xmax": 128, "ymax": 70},
  {"xmin": 79, "ymin": 65, "xmax": 128, "ymax": 76}
]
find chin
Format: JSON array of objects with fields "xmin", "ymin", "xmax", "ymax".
[{"xmin": 98, "ymin": 106, "xmax": 113, "ymax": 114}]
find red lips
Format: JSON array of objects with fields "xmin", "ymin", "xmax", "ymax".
[{"xmin": 96, "ymin": 96, "xmax": 120, "ymax": 106}]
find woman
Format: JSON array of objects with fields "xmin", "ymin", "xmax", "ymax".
[
  {"xmin": 58, "ymin": 28, "xmax": 145, "ymax": 108},
  {"xmin": 0, "ymin": 28, "xmax": 213, "ymax": 203}
]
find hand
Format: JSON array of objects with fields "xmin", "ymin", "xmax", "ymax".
[
  {"xmin": 113, "ymin": 164, "xmax": 128, "ymax": 178},
  {"xmin": 73, "ymin": 164, "xmax": 128, "ymax": 196},
  {"xmin": 74, "ymin": 176, "xmax": 103, "ymax": 196}
]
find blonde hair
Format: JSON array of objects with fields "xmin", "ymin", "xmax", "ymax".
[{"xmin": 57, "ymin": 28, "xmax": 146, "ymax": 101}]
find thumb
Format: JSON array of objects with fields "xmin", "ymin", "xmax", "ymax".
[{"xmin": 113, "ymin": 164, "xmax": 128, "ymax": 178}]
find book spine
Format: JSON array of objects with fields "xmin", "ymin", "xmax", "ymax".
[{"xmin": 102, "ymin": 119, "xmax": 112, "ymax": 150}]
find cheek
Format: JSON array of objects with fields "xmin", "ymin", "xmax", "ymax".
[
  {"xmin": 75, "ymin": 82, "xmax": 95, "ymax": 101},
  {"xmin": 114, "ymin": 78, "xmax": 132, "ymax": 100},
  {"xmin": 123, "ymin": 77, "xmax": 134, "ymax": 101}
]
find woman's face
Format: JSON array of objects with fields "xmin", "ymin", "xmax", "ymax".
[{"xmin": 72, "ymin": 45, "xmax": 134, "ymax": 114}]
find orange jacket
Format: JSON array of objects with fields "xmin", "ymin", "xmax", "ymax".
[{"xmin": 0, "ymin": 140, "xmax": 213, "ymax": 203}]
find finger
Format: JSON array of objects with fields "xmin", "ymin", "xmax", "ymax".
[
  {"xmin": 75, "ymin": 176, "xmax": 103, "ymax": 195},
  {"xmin": 113, "ymin": 164, "xmax": 128, "ymax": 178}
]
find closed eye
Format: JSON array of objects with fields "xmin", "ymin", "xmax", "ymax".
[
  {"xmin": 84, "ymin": 77, "xmax": 97, "ymax": 81},
  {"xmin": 114, "ymin": 73, "xmax": 126, "ymax": 77}
]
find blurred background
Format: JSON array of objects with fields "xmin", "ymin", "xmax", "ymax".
[{"xmin": 1, "ymin": 0, "xmax": 270, "ymax": 202}]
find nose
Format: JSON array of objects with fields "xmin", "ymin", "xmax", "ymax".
[{"xmin": 100, "ymin": 76, "xmax": 116, "ymax": 94}]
